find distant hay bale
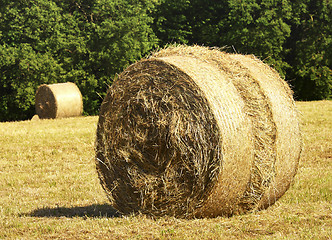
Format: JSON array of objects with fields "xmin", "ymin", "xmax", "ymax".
[
  {"xmin": 35, "ymin": 82, "xmax": 83, "ymax": 119},
  {"xmin": 95, "ymin": 45, "xmax": 302, "ymax": 218},
  {"xmin": 31, "ymin": 114, "xmax": 39, "ymax": 121}
]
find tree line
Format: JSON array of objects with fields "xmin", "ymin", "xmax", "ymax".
[{"xmin": 0, "ymin": 0, "xmax": 331, "ymax": 121}]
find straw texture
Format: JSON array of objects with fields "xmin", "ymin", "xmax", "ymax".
[
  {"xmin": 95, "ymin": 45, "xmax": 302, "ymax": 218},
  {"xmin": 35, "ymin": 82, "xmax": 83, "ymax": 119}
]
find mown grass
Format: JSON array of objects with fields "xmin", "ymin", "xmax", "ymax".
[{"xmin": 0, "ymin": 101, "xmax": 331, "ymax": 239}]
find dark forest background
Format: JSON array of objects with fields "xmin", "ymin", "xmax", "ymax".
[{"xmin": 0, "ymin": 0, "xmax": 331, "ymax": 121}]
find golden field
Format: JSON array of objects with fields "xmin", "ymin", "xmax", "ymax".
[{"xmin": 0, "ymin": 101, "xmax": 331, "ymax": 239}]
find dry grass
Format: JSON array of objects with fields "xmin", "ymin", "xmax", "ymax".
[{"xmin": 0, "ymin": 101, "xmax": 331, "ymax": 239}]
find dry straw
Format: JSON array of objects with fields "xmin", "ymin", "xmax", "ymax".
[
  {"xmin": 35, "ymin": 82, "xmax": 83, "ymax": 119},
  {"xmin": 95, "ymin": 45, "xmax": 302, "ymax": 218},
  {"xmin": 31, "ymin": 114, "xmax": 40, "ymax": 121}
]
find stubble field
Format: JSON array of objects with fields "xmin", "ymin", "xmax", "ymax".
[{"xmin": 0, "ymin": 100, "xmax": 331, "ymax": 239}]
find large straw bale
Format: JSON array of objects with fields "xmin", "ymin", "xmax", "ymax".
[
  {"xmin": 95, "ymin": 45, "xmax": 302, "ymax": 218},
  {"xmin": 35, "ymin": 82, "xmax": 83, "ymax": 119}
]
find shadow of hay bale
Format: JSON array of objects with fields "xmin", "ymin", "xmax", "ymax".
[{"xmin": 24, "ymin": 204, "xmax": 120, "ymax": 218}]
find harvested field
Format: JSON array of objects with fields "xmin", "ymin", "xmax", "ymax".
[{"xmin": 0, "ymin": 101, "xmax": 331, "ymax": 239}]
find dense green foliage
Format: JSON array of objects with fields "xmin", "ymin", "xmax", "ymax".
[
  {"xmin": 286, "ymin": 0, "xmax": 331, "ymax": 100},
  {"xmin": 0, "ymin": 0, "xmax": 157, "ymax": 121},
  {"xmin": 0, "ymin": 0, "xmax": 331, "ymax": 121},
  {"xmin": 153, "ymin": 0, "xmax": 331, "ymax": 100}
]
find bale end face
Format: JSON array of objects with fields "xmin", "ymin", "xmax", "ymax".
[{"xmin": 96, "ymin": 59, "xmax": 222, "ymax": 217}]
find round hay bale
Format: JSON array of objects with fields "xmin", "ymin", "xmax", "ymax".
[
  {"xmin": 95, "ymin": 45, "xmax": 302, "ymax": 218},
  {"xmin": 31, "ymin": 114, "xmax": 40, "ymax": 121},
  {"xmin": 35, "ymin": 82, "xmax": 83, "ymax": 119}
]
